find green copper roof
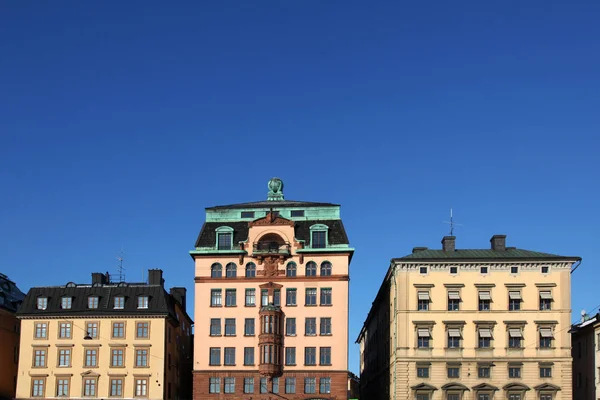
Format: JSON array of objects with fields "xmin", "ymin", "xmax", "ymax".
[{"xmin": 396, "ymin": 248, "xmax": 580, "ymax": 261}]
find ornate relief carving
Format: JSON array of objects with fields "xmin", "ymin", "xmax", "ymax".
[
  {"xmin": 248, "ymin": 212, "xmax": 294, "ymax": 227},
  {"xmin": 258, "ymin": 256, "xmax": 285, "ymax": 277}
]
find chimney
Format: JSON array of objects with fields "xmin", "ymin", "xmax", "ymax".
[
  {"xmin": 91, "ymin": 272, "xmax": 108, "ymax": 285},
  {"xmin": 148, "ymin": 269, "xmax": 164, "ymax": 286},
  {"xmin": 170, "ymin": 287, "xmax": 187, "ymax": 312},
  {"xmin": 441, "ymin": 236, "xmax": 456, "ymax": 252},
  {"xmin": 490, "ymin": 235, "xmax": 507, "ymax": 251},
  {"xmin": 412, "ymin": 247, "xmax": 428, "ymax": 254}
]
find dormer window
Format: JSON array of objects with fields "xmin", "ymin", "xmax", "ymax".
[
  {"xmin": 309, "ymin": 224, "xmax": 329, "ymax": 249},
  {"xmin": 88, "ymin": 296, "xmax": 99, "ymax": 309},
  {"xmin": 216, "ymin": 226, "xmax": 234, "ymax": 250},
  {"xmin": 61, "ymin": 297, "xmax": 72, "ymax": 309},
  {"xmin": 114, "ymin": 296, "xmax": 125, "ymax": 309},
  {"xmin": 37, "ymin": 297, "xmax": 48, "ymax": 310},
  {"xmin": 138, "ymin": 296, "xmax": 149, "ymax": 309}
]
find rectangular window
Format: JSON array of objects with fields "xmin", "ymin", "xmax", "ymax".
[
  {"xmin": 58, "ymin": 349, "xmax": 71, "ymax": 367},
  {"xmin": 84, "ymin": 349, "xmax": 98, "ymax": 367},
  {"xmin": 511, "ymin": 266, "xmax": 519, "ymax": 274},
  {"xmin": 417, "ymin": 291, "xmax": 430, "ymax": 311},
  {"xmin": 224, "ymin": 347, "xmax": 235, "ymax": 365},
  {"xmin": 447, "ymin": 291, "xmax": 460, "ymax": 311},
  {"xmin": 273, "ymin": 289, "xmax": 281, "ymax": 306},
  {"xmin": 35, "ymin": 323, "xmax": 47, "ymax": 339},
  {"xmin": 305, "ymin": 318, "xmax": 317, "ymax": 335},
  {"xmin": 112, "ymin": 322, "xmax": 125, "ymax": 338},
  {"xmin": 291, "ymin": 210, "xmax": 304, "ymax": 217},
  {"xmin": 480, "ymin": 266, "xmax": 488, "ymax": 274},
  {"xmin": 260, "ymin": 377, "xmax": 268, "ymax": 393},
  {"xmin": 417, "ymin": 366, "xmax": 429, "ymax": 378},
  {"xmin": 86, "ymin": 322, "xmax": 98, "ymax": 339},
  {"xmin": 305, "ymin": 288, "xmax": 317, "ymax": 305},
  {"xmin": 244, "ymin": 347, "xmax": 254, "ymax": 365},
  {"xmin": 136, "ymin": 322, "xmax": 149, "ymax": 338},
  {"xmin": 37, "ymin": 297, "xmax": 47, "ymax": 310},
  {"xmin": 217, "ymin": 233, "xmax": 232, "ymax": 250},
  {"xmin": 59, "ymin": 322, "xmax": 72, "ymax": 339},
  {"xmin": 244, "ymin": 318, "xmax": 255, "ymax": 336},
  {"xmin": 286, "ymin": 288, "xmax": 297, "ymax": 305},
  {"xmin": 539, "ymin": 291, "xmax": 553, "ymax": 310},
  {"xmin": 210, "ymin": 318, "xmax": 221, "ymax": 336},
  {"xmin": 135, "ymin": 379, "xmax": 147, "ymax": 397},
  {"xmin": 224, "ymin": 378, "xmax": 235, "ymax": 394},
  {"xmin": 509, "ymin": 366, "xmax": 521, "ymax": 378},
  {"xmin": 286, "ymin": 318, "xmax": 296, "ymax": 336},
  {"xmin": 225, "ymin": 318, "xmax": 236, "ymax": 336},
  {"xmin": 509, "ymin": 328, "xmax": 523, "ymax": 348},
  {"xmin": 32, "ymin": 378, "xmax": 45, "ymax": 397},
  {"xmin": 135, "ymin": 349, "xmax": 149, "ymax": 367},
  {"xmin": 305, "ymin": 347, "xmax": 316, "ymax": 365},
  {"xmin": 508, "ymin": 291, "xmax": 521, "ymax": 311},
  {"xmin": 447, "ymin": 366, "xmax": 460, "ymax": 378},
  {"xmin": 417, "ymin": 328, "xmax": 430, "ymax": 348},
  {"xmin": 304, "ymin": 377, "xmax": 316, "ymax": 394},
  {"xmin": 420, "ymin": 266, "xmax": 428, "ymax": 274},
  {"xmin": 272, "ymin": 377, "xmax": 280, "ymax": 394},
  {"xmin": 320, "ymin": 288, "xmax": 332, "ymax": 305},
  {"xmin": 320, "ymin": 347, "xmax": 331, "ymax": 365},
  {"xmin": 33, "ymin": 349, "xmax": 46, "ymax": 367},
  {"xmin": 261, "ymin": 289, "xmax": 268, "ymax": 306},
  {"xmin": 209, "ymin": 378, "xmax": 220, "ymax": 394},
  {"xmin": 241, "ymin": 211, "xmax": 255, "ymax": 218},
  {"xmin": 114, "ymin": 296, "xmax": 124, "ymax": 309},
  {"xmin": 56, "ymin": 378, "xmax": 69, "ymax": 397},
  {"xmin": 83, "ymin": 378, "xmax": 97, "ymax": 397},
  {"xmin": 245, "ymin": 289, "xmax": 256, "ymax": 306},
  {"xmin": 478, "ymin": 366, "xmax": 491, "ymax": 378},
  {"xmin": 540, "ymin": 328, "xmax": 554, "ymax": 348},
  {"xmin": 450, "ymin": 266, "xmax": 458, "ymax": 274},
  {"xmin": 478, "ymin": 291, "xmax": 491, "ymax": 311},
  {"xmin": 285, "ymin": 377, "xmax": 296, "ymax": 394},
  {"xmin": 211, "ymin": 289, "xmax": 222, "ymax": 306},
  {"xmin": 312, "ymin": 231, "xmax": 326, "ymax": 248},
  {"xmin": 540, "ymin": 395, "xmax": 552, "ymax": 400},
  {"xmin": 541, "ymin": 265, "xmax": 549, "ymax": 273},
  {"xmin": 111, "ymin": 349, "xmax": 124, "ymax": 367},
  {"xmin": 540, "ymin": 366, "xmax": 552, "ymax": 378},
  {"xmin": 320, "ymin": 377, "xmax": 331, "ymax": 394},
  {"xmin": 285, "ymin": 347, "xmax": 296, "ymax": 365},
  {"xmin": 447, "ymin": 328, "xmax": 461, "ymax": 348},
  {"xmin": 244, "ymin": 378, "xmax": 254, "ymax": 394},
  {"xmin": 478, "ymin": 328, "xmax": 492, "ymax": 348},
  {"xmin": 137, "ymin": 296, "xmax": 149, "ymax": 309},
  {"xmin": 320, "ymin": 317, "xmax": 332, "ymax": 335},
  {"xmin": 110, "ymin": 378, "xmax": 123, "ymax": 397},
  {"xmin": 61, "ymin": 297, "xmax": 72, "ymax": 309},
  {"xmin": 225, "ymin": 289, "xmax": 236, "ymax": 307},
  {"xmin": 209, "ymin": 347, "xmax": 221, "ymax": 365}
]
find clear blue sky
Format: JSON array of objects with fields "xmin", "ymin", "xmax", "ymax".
[{"xmin": 1, "ymin": 1, "xmax": 598, "ymax": 374}]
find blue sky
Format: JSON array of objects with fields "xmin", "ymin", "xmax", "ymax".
[{"xmin": 1, "ymin": 1, "xmax": 598, "ymax": 374}]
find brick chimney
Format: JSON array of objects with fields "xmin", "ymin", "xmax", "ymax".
[
  {"xmin": 490, "ymin": 235, "xmax": 507, "ymax": 251},
  {"xmin": 148, "ymin": 269, "xmax": 164, "ymax": 286},
  {"xmin": 170, "ymin": 287, "xmax": 187, "ymax": 311},
  {"xmin": 91, "ymin": 272, "xmax": 108, "ymax": 285},
  {"xmin": 441, "ymin": 236, "xmax": 456, "ymax": 252}
]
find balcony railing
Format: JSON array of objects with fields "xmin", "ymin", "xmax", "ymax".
[{"xmin": 253, "ymin": 242, "xmax": 291, "ymax": 255}]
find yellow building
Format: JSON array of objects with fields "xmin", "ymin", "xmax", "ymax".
[
  {"xmin": 15, "ymin": 269, "xmax": 193, "ymax": 400},
  {"xmin": 357, "ymin": 235, "xmax": 580, "ymax": 400}
]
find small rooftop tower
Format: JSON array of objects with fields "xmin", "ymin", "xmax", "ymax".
[{"xmin": 267, "ymin": 177, "xmax": 284, "ymax": 201}]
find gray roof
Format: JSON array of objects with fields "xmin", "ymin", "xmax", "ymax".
[
  {"xmin": 0, "ymin": 273, "xmax": 26, "ymax": 313},
  {"xmin": 395, "ymin": 248, "xmax": 580, "ymax": 262},
  {"xmin": 206, "ymin": 199, "xmax": 339, "ymax": 210}
]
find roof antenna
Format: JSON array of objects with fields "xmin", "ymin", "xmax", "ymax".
[
  {"xmin": 116, "ymin": 248, "xmax": 125, "ymax": 283},
  {"xmin": 443, "ymin": 208, "xmax": 463, "ymax": 236}
]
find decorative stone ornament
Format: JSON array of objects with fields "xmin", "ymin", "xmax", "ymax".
[{"xmin": 267, "ymin": 177, "xmax": 284, "ymax": 201}]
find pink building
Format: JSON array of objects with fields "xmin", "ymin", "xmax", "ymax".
[{"xmin": 191, "ymin": 178, "xmax": 353, "ymax": 399}]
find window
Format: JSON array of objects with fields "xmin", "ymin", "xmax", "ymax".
[
  {"xmin": 112, "ymin": 322, "xmax": 125, "ymax": 338},
  {"xmin": 260, "ymin": 377, "xmax": 268, "ymax": 393},
  {"xmin": 286, "ymin": 318, "xmax": 296, "ymax": 336},
  {"xmin": 224, "ymin": 378, "xmax": 235, "ymax": 394},
  {"xmin": 312, "ymin": 231, "xmax": 326, "ymax": 248},
  {"xmin": 61, "ymin": 297, "xmax": 72, "ymax": 309},
  {"xmin": 478, "ymin": 395, "xmax": 490, "ymax": 400},
  {"xmin": 224, "ymin": 347, "xmax": 235, "ymax": 365},
  {"xmin": 37, "ymin": 297, "xmax": 48, "ymax": 310},
  {"xmin": 88, "ymin": 296, "xmax": 99, "ymax": 309},
  {"xmin": 321, "ymin": 288, "xmax": 332, "ymax": 305},
  {"xmin": 508, "ymin": 395, "xmax": 521, "ymax": 400},
  {"xmin": 241, "ymin": 211, "xmax": 255, "ymax": 218},
  {"xmin": 285, "ymin": 377, "xmax": 296, "ymax": 394},
  {"xmin": 509, "ymin": 328, "xmax": 523, "ymax": 348},
  {"xmin": 286, "ymin": 262, "xmax": 297, "ymax": 277},
  {"xmin": 137, "ymin": 296, "xmax": 149, "ymax": 309},
  {"xmin": 540, "ymin": 366, "xmax": 552, "ymax": 377},
  {"xmin": 420, "ymin": 266, "xmax": 428, "ymax": 274},
  {"xmin": 285, "ymin": 347, "xmax": 296, "ymax": 365},
  {"xmin": 209, "ymin": 348, "xmax": 220, "ymax": 365},
  {"xmin": 417, "ymin": 366, "xmax": 429, "ymax": 378},
  {"xmin": 508, "ymin": 291, "xmax": 521, "ymax": 311},
  {"xmin": 541, "ymin": 265, "xmax": 549, "ymax": 273},
  {"xmin": 417, "ymin": 395, "xmax": 430, "ymax": 400},
  {"xmin": 540, "ymin": 395, "xmax": 552, "ymax": 400},
  {"xmin": 305, "ymin": 347, "xmax": 316, "ymax": 365},
  {"xmin": 261, "ymin": 289, "xmax": 268, "ymax": 306},
  {"xmin": 286, "ymin": 288, "xmax": 297, "ymax": 305},
  {"xmin": 511, "ymin": 266, "xmax": 519, "ymax": 274},
  {"xmin": 320, "ymin": 347, "xmax": 332, "ymax": 365},
  {"xmin": 447, "ymin": 366, "xmax": 460, "ymax": 378},
  {"xmin": 135, "ymin": 379, "xmax": 147, "ymax": 397},
  {"xmin": 209, "ymin": 378, "xmax": 220, "ymax": 394},
  {"xmin": 478, "ymin": 365, "xmax": 491, "ymax": 378},
  {"xmin": 210, "ymin": 263, "xmax": 222, "ymax": 278},
  {"xmin": 135, "ymin": 322, "xmax": 149, "ymax": 338},
  {"xmin": 83, "ymin": 378, "xmax": 97, "ymax": 397},
  {"xmin": 244, "ymin": 378, "xmax": 254, "ymax": 394},
  {"xmin": 210, "ymin": 318, "xmax": 221, "ymax": 336},
  {"xmin": 244, "ymin": 318, "xmax": 255, "ymax": 336},
  {"xmin": 478, "ymin": 291, "xmax": 491, "ymax": 311},
  {"xmin": 540, "ymin": 291, "xmax": 553, "ymax": 310},
  {"xmin": 321, "ymin": 317, "xmax": 332, "ymax": 335},
  {"xmin": 305, "ymin": 318, "xmax": 317, "ymax": 335},
  {"xmin": 110, "ymin": 378, "xmax": 123, "ymax": 397},
  {"xmin": 211, "ymin": 289, "xmax": 222, "ymax": 306},
  {"xmin": 245, "ymin": 262, "xmax": 256, "ymax": 277},
  {"xmin": 540, "ymin": 328, "xmax": 553, "ymax": 348},
  {"xmin": 58, "ymin": 349, "xmax": 71, "ymax": 367},
  {"xmin": 226, "ymin": 263, "xmax": 237, "ymax": 278},
  {"xmin": 306, "ymin": 261, "xmax": 317, "ymax": 276},
  {"xmin": 417, "ymin": 328, "xmax": 430, "ymax": 348},
  {"xmin": 32, "ymin": 378, "xmax": 45, "ymax": 397},
  {"xmin": 273, "ymin": 289, "xmax": 281, "ymax": 306},
  {"xmin": 291, "ymin": 210, "xmax": 304, "ymax": 217},
  {"xmin": 225, "ymin": 318, "xmax": 236, "ymax": 336},
  {"xmin": 305, "ymin": 288, "xmax": 317, "ymax": 305},
  {"xmin": 478, "ymin": 328, "xmax": 492, "ymax": 348},
  {"xmin": 304, "ymin": 377, "xmax": 316, "ymax": 394},
  {"xmin": 84, "ymin": 349, "xmax": 97, "ymax": 367},
  {"xmin": 447, "ymin": 291, "xmax": 460, "ymax": 311},
  {"xmin": 272, "ymin": 377, "xmax": 280, "ymax": 394},
  {"xmin": 320, "ymin": 377, "xmax": 331, "ymax": 394},
  {"xmin": 244, "ymin": 347, "xmax": 254, "ymax": 365},
  {"xmin": 480, "ymin": 266, "xmax": 488, "ymax": 274},
  {"xmin": 34, "ymin": 323, "xmax": 47, "ymax": 339},
  {"xmin": 321, "ymin": 261, "xmax": 332, "ymax": 276},
  {"xmin": 33, "ymin": 349, "xmax": 46, "ymax": 367},
  {"xmin": 57, "ymin": 378, "xmax": 69, "ymax": 397},
  {"xmin": 114, "ymin": 296, "xmax": 124, "ymax": 309},
  {"xmin": 59, "ymin": 322, "xmax": 71, "ymax": 338},
  {"xmin": 225, "ymin": 289, "xmax": 236, "ymax": 306},
  {"xmin": 450, "ymin": 266, "xmax": 458, "ymax": 274},
  {"xmin": 418, "ymin": 291, "xmax": 430, "ymax": 311},
  {"xmin": 111, "ymin": 348, "xmax": 124, "ymax": 367},
  {"xmin": 447, "ymin": 328, "xmax": 461, "ymax": 348},
  {"xmin": 509, "ymin": 366, "xmax": 522, "ymax": 378},
  {"xmin": 135, "ymin": 348, "xmax": 149, "ymax": 367},
  {"xmin": 217, "ymin": 232, "xmax": 232, "ymax": 250}
]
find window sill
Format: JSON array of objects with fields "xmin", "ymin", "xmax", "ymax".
[
  {"xmin": 305, "ymin": 334, "xmax": 317, "ymax": 337},
  {"xmin": 320, "ymin": 363, "xmax": 332, "ymax": 366},
  {"xmin": 244, "ymin": 334, "xmax": 255, "ymax": 337},
  {"xmin": 243, "ymin": 364, "xmax": 255, "ymax": 366},
  {"xmin": 286, "ymin": 364, "xmax": 297, "ymax": 366},
  {"xmin": 320, "ymin": 304, "xmax": 333, "ymax": 307},
  {"xmin": 224, "ymin": 364, "xmax": 236, "ymax": 367},
  {"xmin": 286, "ymin": 304, "xmax": 297, "ymax": 307},
  {"xmin": 225, "ymin": 335, "xmax": 237, "ymax": 337},
  {"xmin": 320, "ymin": 333, "xmax": 332, "ymax": 336},
  {"xmin": 109, "ymin": 366, "xmax": 126, "ymax": 368},
  {"xmin": 225, "ymin": 305, "xmax": 238, "ymax": 308},
  {"xmin": 134, "ymin": 366, "xmax": 150, "ymax": 369},
  {"xmin": 209, "ymin": 334, "xmax": 222, "ymax": 337},
  {"xmin": 304, "ymin": 364, "xmax": 317, "ymax": 367},
  {"xmin": 286, "ymin": 334, "xmax": 297, "ymax": 337},
  {"xmin": 304, "ymin": 304, "xmax": 317, "ymax": 307},
  {"xmin": 210, "ymin": 305, "xmax": 223, "ymax": 308},
  {"xmin": 245, "ymin": 305, "xmax": 256, "ymax": 307}
]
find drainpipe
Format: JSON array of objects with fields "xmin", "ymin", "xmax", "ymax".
[{"xmin": 391, "ymin": 263, "xmax": 398, "ymax": 400}]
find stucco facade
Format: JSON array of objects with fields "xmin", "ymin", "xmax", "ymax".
[{"xmin": 358, "ymin": 235, "xmax": 580, "ymax": 400}]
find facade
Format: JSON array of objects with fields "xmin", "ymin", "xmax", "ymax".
[
  {"xmin": 0, "ymin": 273, "xmax": 26, "ymax": 400},
  {"xmin": 191, "ymin": 178, "xmax": 353, "ymax": 399},
  {"xmin": 15, "ymin": 269, "xmax": 193, "ymax": 400},
  {"xmin": 570, "ymin": 313, "xmax": 600, "ymax": 400},
  {"xmin": 358, "ymin": 234, "xmax": 580, "ymax": 400}
]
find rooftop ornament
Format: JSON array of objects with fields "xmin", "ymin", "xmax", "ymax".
[{"xmin": 267, "ymin": 177, "xmax": 284, "ymax": 201}]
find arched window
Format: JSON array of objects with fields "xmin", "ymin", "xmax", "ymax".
[
  {"xmin": 246, "ymin": 263, "xmax": 256, "ymax": 278},
  {"xmin": 306, "ymin": 261, "xmax": 317, "ymax": 277},
  {"xmin": 320, "ymin": 261, "xmax": 332, "ymax": 276},
  {"xmin": 286, "ymin": 262, "xmax": 297, "ymax": 277},
  {"xmin": 211, "ymin": 263, "xmax": 222, "ymax": 278},
  {"xmin": 226, "ymin": 263, "xmax": 237, "ymax": 278}
]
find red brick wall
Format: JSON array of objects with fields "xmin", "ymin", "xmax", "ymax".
[{"xmin": 193, "ymin": 370, "xmax": 347, "ymax": 400}]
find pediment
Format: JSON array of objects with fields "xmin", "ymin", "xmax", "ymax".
[
  {"xmin": 249, "ymin": 212, "xmax": 294, "ymax": 227},
  {"xmin": 411, "ymin": 383, "xmax": 438, "ymax": 391},
  {"xmin": 442, "ymin": 382, "xmax": 470, "ymax": 391},
  {"xmin": 472, "ymin": 383, "xmax": 499, "ymax": 391},
  {"xmin": 503, "ymin": 383, "xmax": 531, "ymax": 391},
  {"xmin": 534, "ymin": 383, "xmax": 561, "ymax": 392}
]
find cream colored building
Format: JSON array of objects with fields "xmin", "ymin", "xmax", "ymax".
[
  {"xmin": 15, "ymin": 270, "xmax": 193, "ymax": 400},
  {"xmin": 358, "ymin": 235, "xmax": 580, "ymax": 400}
]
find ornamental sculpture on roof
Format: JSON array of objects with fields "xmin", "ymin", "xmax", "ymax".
[{"xmin": 267, "ymin": 177, "xmax": 284, "ymax": 201}]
